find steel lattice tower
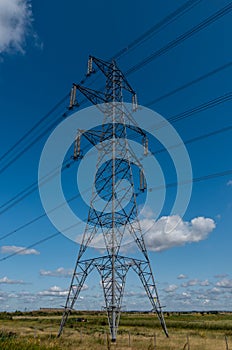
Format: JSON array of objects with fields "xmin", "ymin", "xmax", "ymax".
[{"xmin": 58, "ymin": 56, "xmax": 168, "ymax": 340}]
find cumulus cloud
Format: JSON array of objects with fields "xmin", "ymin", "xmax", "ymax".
[
  {"xmin": 141, "ymin": 215, "xmax": 216, "ymax": 252},
  {"xmin": 216, "ymin": 279, "xmax": 232, "ymax": 288},
  {"xmin": 164, "ymin": 284, "xmax": 178, "ymax": 293},
  {"xmin": 76, "ymin": 213, "xmax": 215, "ymax": 253},
  {"xmin": 182, "ymin": 279, "xmax": 199, "ymax": 288},
  {"xmin": 38, "ymin": 285, "xmax": 68, "ymax": 297},
  {"xmin": 40, "ymin": 267, "xmax": 73, "ymax": 278},
  {"xmin": 177, "ymin": 274, "xmax": 188, "ymax": 280},
  {"xmin": 0, "ymin": 245, "xmax": 40, "ymax": 255},
  {"xmin": 0, "ymin": 276, "xmax": 25, "ymax": 284},
  {"xmin": 200, "ymin": 279, "xmax": 210, "ymax": 287},
  {"xmin": 0, "ymin": 0, "xmax": 39, "ymax": 55},
  {"xmin": 181, "ymin": 292, "xmax": 191, "ymax": 298},
  {"xmin": 182, "ymin": 279, "xmax": 210, "ymax": 288},
  {"xmin": 209, "ymin": 287, "xmax": 221, "ymax": 294},
  {"xmin": 38, "ymin": 284, "xmax": 88, "ymax": 297}
]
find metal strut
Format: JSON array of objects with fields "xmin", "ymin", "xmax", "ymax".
[{"xmin": 58, "ymin": 56, "xmax": 168, "ymax": 340}]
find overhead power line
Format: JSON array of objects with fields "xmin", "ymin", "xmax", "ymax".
[
  {"xmin": 152, "ymin": 124, "xmax": 232, "ymax": 156},
  {"xmin": 169, "ymin": 92, "xmax": 232, "ymax": 122},
  {"xmin": 0, "ymin": 184, "xmax": 94, "ymax": 243},
  {"xmin": 0, "ymin": 90, "xmax": 231, "ymax": 218},
  {"xmin": 0, "ymin": 0, "xmax": 207, "ymax": 173},
  {"xmin": 0, "ymin": 2, "xmax": 230, "ymax": 260},
  {"xmin": 0, "ymin": 231, "xmax": 61, "ymax": 262},
  {"xmin": 148, "ymin": 169, "xmax": 232, "ymax": 192},
  {"xmin": 126, "ymin": 2, "xmax": 232, "ymax": 76},
  {"xmin": 1, "ymin": 166, "xmax": 232, "ymax": 262},
  {"xmin": 1, "ymin": 120, "xmax": 231, "ymax": 243},
  {"xmin": 146, "ymin": 60, "xmax": 232, "ymax": 106},
  {"xmin": 112, "ymin": 0, "xmax": 202, "ymax": 60},
  {"xmin": 0, "ymin": 93, "xmax": 69, "ymax": 164},
  {"xmin": 0, "ymin": 159, "xmax": 75, "ymax": 216},
  {"xmin": 0, "ymin": 113, "xmax": 65, "ymax": 176}
]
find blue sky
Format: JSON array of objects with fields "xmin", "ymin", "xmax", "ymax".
[{"xmin": 0, "ymin": 0, "xmax": 232, "ymax": 312}]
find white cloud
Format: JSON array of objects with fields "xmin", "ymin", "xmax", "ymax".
[
  {"xmin": 227, "ymin": 180, "xmax": 232, "ymax": 186},
  {"xmin": 164, "ymin": 284, "xmax": 178, "ymax": 293},
  {"xmin": 0, "ymin": 0, "xmax": 39, "ymax": 55},
  {"xmin": 182, "ymin": 279, "xmax": 210, "ymax": 288},
  {"xmin": 76, "ymin": 213, "xmax": 215, "ymax": 253},
  {"xmin": 142, "ymin": 215, "xmax": 215, "ymax": 252},
  {"xmin": 177, "ymin": 274, "xmax": 188, "ymax": 280},
  {"xmin": 0, "ymin": 245, "xmax": 40, "ymax": 255},
  {"xmin": 182, "ymin": 279, "xmax": 199, "ymax": 288},
  {"xmin": 38, "ymin": 285, "xmax": 69, "ymax": 297},
  {"xmin": 38, "ymin": 284, "xmax": 88, "ymax": 297},
  {"xmin": 40, "ymin": 267, "xmax": 73, "ymax": 278},
  {"xmin": 0, "ymin": 276, "xmax": 25, "ymax": 284},
  {"xmin": 200, "ymin": 279, "xmax": 210, "ymax": 287},
  {"xmin": 202, "ymin": 299, "xmax": 210, "ymax": 304},
  {"xmin": 209, "ymin": 287, "xmax": 221, "ymax": 294},
  {"xmin": 216, "ymin": 279, "xmax": 232, "ymax": 288}
]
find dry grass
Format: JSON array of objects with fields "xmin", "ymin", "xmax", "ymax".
[
  {"xmin": 0, "ymin": 311, "xmax": 231, "ymax": 349},
  {"xmin": 0, "ymin": 331, "xmax": 230, "ymax": 350}
]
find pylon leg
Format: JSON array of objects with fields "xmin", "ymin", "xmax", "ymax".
[
  {"xmin": 58, "ymin": 259, "xmax": 94, "ymax": 337},
  {"xmin": 131, "ymin": 258, "xmax": 169, "ymax": 337}
]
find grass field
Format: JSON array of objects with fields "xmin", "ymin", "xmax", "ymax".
[{"xmin": 0, "ymin": 311, "xmax": 231, "ymax": 349}]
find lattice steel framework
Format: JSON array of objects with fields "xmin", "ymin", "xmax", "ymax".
[{"xmin": 58, "ymin": 56, "xmax": 168, "ymax": 340}]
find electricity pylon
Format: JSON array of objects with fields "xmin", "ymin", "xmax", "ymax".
[{"xmin": 58, "ymin": 56, "xmax": 168, "ymax": 340}]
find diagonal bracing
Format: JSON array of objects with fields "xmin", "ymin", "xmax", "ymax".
[{"xmin": 58, "ymin": 56, "xmax": 168, "ymax": 341}]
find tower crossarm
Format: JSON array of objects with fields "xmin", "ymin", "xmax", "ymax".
[
  {"xmin": 89, "ymin": 56, "xmax": 136, "ymax": 97},
  {"xmin": 72, "ymin": 82, "xmax": 145, "ymax": 138},
  {"xmin": 73, "ymin": 84, "xmax": 107, "ymax": 111}
]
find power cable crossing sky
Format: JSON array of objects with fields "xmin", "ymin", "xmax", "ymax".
[{"xmin": 0, "ymin": 0, "xmax": 231, "ymax": 312}]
